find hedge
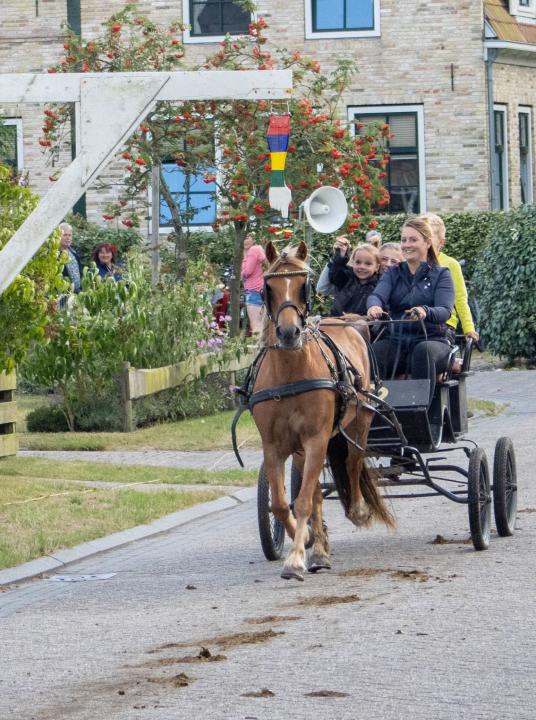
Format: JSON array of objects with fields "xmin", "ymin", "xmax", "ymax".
[{"xmin": 472, "ymin": 203, "xmax": 536, "ymax": 360}]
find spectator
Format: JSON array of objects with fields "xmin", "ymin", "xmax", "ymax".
[
  {"xmin": 59, "ymin": 222, "xmax": 82, "ymax": 293},
  {"xmin": 423, "ymin": 213, "xmax": 479, "ymax": 344},
  {"xmin": 379, "ymin": 242, "xmax": 403, "ymax": 273},
  {"xmin": 365, "ymin": 230, "xmax": 382, "ymax": 248},
  {"xmin": 329, "ymin": 242, "xmax": 381, "ymax": 317},
  {"xmin": 91, "ymin": 243, "xmax": 124, "ymax": 281},
  {"xmin": 241, "ymin": 233, "xmax": 266, "ymax": 335},
  {"xmin": 316, "ymin": 235, "xmax": 350, "ymax": 297}
]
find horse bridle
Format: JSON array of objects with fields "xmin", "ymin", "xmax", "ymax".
[{"xmin": 262, "ymin": 269, "xmax": 312, "ymax": 326}]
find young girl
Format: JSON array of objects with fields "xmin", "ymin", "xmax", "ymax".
[
  {"xmin": 328, "ymin": 242, "xmax": 381, "ymax": 316},
  {"xmin": 379, "ymin": 242, "xmax": 403, "ymax": 273}
]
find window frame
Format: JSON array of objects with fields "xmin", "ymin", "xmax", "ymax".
[
  {"xmin": 183, "ymin": 0, "xmax": 254, "ymax": 44},
  {"xmin": 1, "ymin": 118, "xmax": 24, "ymax": 172},
  {"xmin": 519, "ymin": 105, "xmax": 534, "ymax": 205},
  {"xmin": 493, "ymin": 104, "xmax": 509, "ymax": 211},
  {"xmin": 305, "ymin": 0, "xmax": 381, "ymax": 40},
  {"xmin": 347, "ymin": 103, "xmax": 426, "ymax": 214},
  {"xmin": 509, "ymin": 0, "xmax": 536, "ymax": 23}
]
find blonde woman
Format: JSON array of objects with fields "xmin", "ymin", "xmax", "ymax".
[{"xmin": 367, "ymin": 217, "xmax": 454, "ymax": 399}]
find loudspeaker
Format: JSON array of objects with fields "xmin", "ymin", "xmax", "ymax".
[{"xmin": 302, "ymin": 186, "xmax": 348, "ymax": 234}]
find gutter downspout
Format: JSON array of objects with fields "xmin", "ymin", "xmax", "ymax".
[
  {"xmin": 485, "ymin": 47, "xmax": 498, "ymax": 209},
  {"xmin": 67, "ymin": 0, "xmax": 86, "ymax": 217}
]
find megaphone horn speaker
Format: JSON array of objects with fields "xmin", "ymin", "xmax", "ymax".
[{"xmin": 302, "ymin": 186, "xmax": 348, "ymax": 234}]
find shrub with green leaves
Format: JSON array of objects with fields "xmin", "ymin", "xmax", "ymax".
[
  {"xmin": 472, "ymin": 204, "xmax": 536, "ymax": 361},
  {"xmin": 0, "ymin": 165, "xmax": 66, "ymax": 373},
  {"xmin": 21, "ymin": 252, "xmax": 244, "ymax": 430}
]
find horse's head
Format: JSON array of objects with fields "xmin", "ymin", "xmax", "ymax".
[{"xmin": 263, "ymin": 240, "xmax": 311, "ymax": 349}]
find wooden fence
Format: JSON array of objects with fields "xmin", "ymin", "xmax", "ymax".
[
  {"xmin": 0, "ymin": 371, "xmax": 17, "ymax": 457},
  {"xmin": 119, "ymin": 348, "xmax": 257, "ymax": 432}
]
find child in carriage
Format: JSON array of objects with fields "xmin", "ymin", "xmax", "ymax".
[{"xmin": 328, "ymin": 240, "xmax": 381, "ymax": 317}]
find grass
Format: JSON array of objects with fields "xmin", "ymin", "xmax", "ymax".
[
  {"xmin": 0, "ymin": 456, "xmax": 257, "ymax": 487},
  {"xmin": 18, "ymin": 403, "xmax": 261, "ymax": 452},
  {"xmin": 0, "ymin": 474, "xmax": 223, "ymax": 571},
  {"xmin": 467, "ymin": 397, "xmax": 507, "ymax": 417}
]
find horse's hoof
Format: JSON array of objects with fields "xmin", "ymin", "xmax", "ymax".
[
  {"xmin": 304, "ymin": 525, "xmax": 315, "ymax": 550},
  {"xmin": 308, "ymin": 554, "xmax": 331, "ymax": 573},
  {"xmin": 281, "ymin": 568, "xmax": 304, "ymax": 582}
]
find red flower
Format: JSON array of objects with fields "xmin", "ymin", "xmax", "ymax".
[
  {"xmin": 122, "ymin": 219, "xmax": 134, "ymax": 228},
  {"xmin": 368, "ymin": 220, "xmax": 379, "ymax": 229},
  {"xmin": 204, "ymin": 175, "xmax": 217, "ymax": 184},
  {"xmin": 48, "ymin": 175, "xmax": 58, "ymax": 182},
  {"xmin": 333, "ymin": 129, "xmax": 345, "ymax": 139},
  {"xmin": 121, "ymin": 152, "xmax": 131, "ymax": 160},
  {"xmin": 288, "ymin": 145, "xmax": 297, "ymax": 153},
  {"xmin": 253, "ymin": 203, "xmax": 265, "ymax": 214},
  {"xmin": 135, "ymin": 158, "xmax": 146, "ymax": 166},
  {"xmin": 111, "ymin": 24, "xmax": 121, "ymax": 33},
  {"xmin": 268, "ymin": 226, "xmax": 278, "ymax": 234},
  {"xmin": 330, "ymin": 149, "xmax": 343, "ymax": 159},
  {"xmin": 47, "ymin": 68, "xmax": 57, "ymax": 74},
  {"xmin": 102, "ymin": 214, "xmax": 115, "ymax": 221}
]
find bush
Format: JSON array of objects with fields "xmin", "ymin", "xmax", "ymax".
[
  {"xmin": 472, "ymin": 204, "xmax": 536, "ymax": 360},
  {"xmin": 26, "ymin": 404, "xmax": 69, "ymax": 433},
  {"xmin": 73, "ymin": 397, "xmax": 123, "ymax": 432}
]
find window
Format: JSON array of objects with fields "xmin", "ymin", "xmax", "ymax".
[
  {"xmin": 160, "ymin": 164, "xmax": 217, "ymax": 229},
  {"xmin": 509, "ymin": 0, "xmax": 536, "ymax": 22},
  {"xmin": 348, "ymin": 105, "xmax": 426, "ymax": 214},
  {"xmin": 519, "ymin": 107, "xmax": 533, "ymax": 204},
  {"xmin": 305, "ymin": 0, "xmax": 380, "ymax": 39},
  {"xmin": 0, "ymin": 119, "xmax": 23, "ymax": 172},
  {"xmin": 183, "ymin": 1, "xmax": 251, "ymax": 43},
  {"xmin": 492, "ymin": 106, "xmax": 509, "ymax": 210}
]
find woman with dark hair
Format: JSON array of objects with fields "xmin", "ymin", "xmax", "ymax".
[
  {"xmin": 92, "ymin": 243, "xmax": 123, "ymax": 281},
  {"xmin": 367, "ymin": 216, "xmax": 454, "ymax": 400}
]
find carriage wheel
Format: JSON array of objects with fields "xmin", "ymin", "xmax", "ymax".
[
  {"xmin": 257, "ymin": 463, "xmax": 285, "ymax": 561},
  {"xmin": 290, "ymin": 461, "xmax": 302, "ymax": 503},
  {"xmin": 467, "ymin": 447, "xmax": 491, "ymax": 551},
  {"xmin": 493, "ymin": 437, "xmax": 518, "ymax": 537}
]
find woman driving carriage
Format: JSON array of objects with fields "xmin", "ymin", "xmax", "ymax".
[{"xmin": 366, "ymin": 216, "xmax": 455, "ymax": 401}]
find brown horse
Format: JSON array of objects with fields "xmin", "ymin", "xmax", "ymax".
[{"xmin": 251, "ymin": 240, "xmax": 394, "ymax": 581}]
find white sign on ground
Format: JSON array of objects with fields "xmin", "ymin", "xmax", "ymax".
[{"xmin": 0, "ymin": 70, "xmax": 292, "ymax": 295}]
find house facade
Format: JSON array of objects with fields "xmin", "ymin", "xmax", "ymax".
[{"xmin": 0, "ymin": 0, "xmax": 534, "ymax": 234}]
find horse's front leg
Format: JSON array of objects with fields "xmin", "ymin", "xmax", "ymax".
[
  {"xmin": 282, "ymin": 440, "xmax": 327, "ymax": 581},
  {"xmin": 264, "ymin": 452, "xmax": 297, "ymax": 541},
  {"xmin": 307, "ymin": 478, "xmax": 331, "ymax": 573}
]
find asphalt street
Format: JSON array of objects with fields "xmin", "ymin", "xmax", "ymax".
[{"xmin": 1, "ymin": 369, "xmax": 535, "ymax": 720}]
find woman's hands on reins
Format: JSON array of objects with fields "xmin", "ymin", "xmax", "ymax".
[
  {"xmin": 367, "ymin": 305, "xmax": 384, "ymax": 320},
  {"xmin": 404, "ymin": 306, "xmax": 427, "ymax": 321}
]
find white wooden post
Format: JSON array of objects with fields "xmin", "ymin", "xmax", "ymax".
[{"xmin": 0, "ymin": 70, "xmax": 292, "ymax": 296}]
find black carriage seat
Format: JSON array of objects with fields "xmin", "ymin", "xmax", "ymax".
[{"xmin": 368, "ymin": 340, "xmax": 473, "ymax": 453}]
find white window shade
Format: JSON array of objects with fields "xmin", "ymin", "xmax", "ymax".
[{"xmin": 389, "ymin": 115, "xmax": 417, "ymax": 148}]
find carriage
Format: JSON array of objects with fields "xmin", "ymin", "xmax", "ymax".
[
  {"xmin": 256, "ymin": 334, "xmax": 518, "ymax": 560},
  {"xmin": 233, "ymin": 240, "xmax": 518, "ymax": 580}
]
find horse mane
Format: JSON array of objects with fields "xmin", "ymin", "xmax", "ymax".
[{"xmin": 260, "ymin": 245, "xmax": 310, "ymax": 346}]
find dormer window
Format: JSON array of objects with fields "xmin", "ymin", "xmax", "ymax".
[{"xmin": 509, "ymin": 0, "xmax": 536, "ymax": 23}]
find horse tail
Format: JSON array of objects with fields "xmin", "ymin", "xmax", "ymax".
[
  {"xmin": 359, "ymin": 462, "xmax": 395, "ymax": 529},
  {"xmin": 327, "ymin": 434, "xmax": 395, "ymax": 529},
  {"xmin": 327, "ymin": 433, "xmax": 351, "ymax": 514}
]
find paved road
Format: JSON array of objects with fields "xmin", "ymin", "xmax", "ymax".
[{"xmin": 2, "ymin": 370, "xmax": 535, "ymax": 720}]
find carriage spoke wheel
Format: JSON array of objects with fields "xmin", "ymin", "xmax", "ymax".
[
  {"xmin": 493, "ymin": 437, "xmax": 518, "ymax": 537},
  {"xmin": 468, "ymin": 447, "xmax": 491, "ymax": 551},
  {"xmin": 257, "ymin": 463, "xmax": 285, "ymax": 561}
]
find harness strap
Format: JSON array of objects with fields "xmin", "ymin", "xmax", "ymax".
[{"xmin": 249, "ymin": 378, "xmax": 338, "ymax": 409}]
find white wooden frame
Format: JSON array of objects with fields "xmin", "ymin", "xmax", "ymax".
[
  {"xmin": 0, "ymin": 69, "xmax": 291, "ymax": 296},
  {"xmin": 493, "ymin": 104, "xmax": 509, "ymax": 211}
]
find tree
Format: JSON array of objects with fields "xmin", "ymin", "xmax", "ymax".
[
  {"xmin": 40, "ymin": 1, "xmax": 390, "ymax": 334},
  {"xmin": 0, "ymin": 165, "xmax": 66, "ymax": 373}
]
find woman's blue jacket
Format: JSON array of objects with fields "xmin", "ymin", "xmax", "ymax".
[{"xmin": 367, "ymin": 261, "xmax": 454, "ymax": 344}]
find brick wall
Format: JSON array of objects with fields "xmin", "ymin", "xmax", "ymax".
[{"xmin": 493, "ymin": 58, "xmax": 536, "ymax": 207}]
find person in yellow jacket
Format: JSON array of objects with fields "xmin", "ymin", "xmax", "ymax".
[{"xmin": 423, "ymin": 213, "xmax": 480, "ymax": 344}]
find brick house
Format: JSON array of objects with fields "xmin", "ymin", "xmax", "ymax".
[{"xmin": 0, "ymin": 0, "xmax": 534, "ymax": 234}]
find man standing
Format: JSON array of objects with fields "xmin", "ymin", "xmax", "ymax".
[{"xmin": 59, "ymin": 222, "xmax": 82, "ymax": 294}]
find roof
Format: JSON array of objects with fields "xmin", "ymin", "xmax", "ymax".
[{"xmin": 485, "ymin": 0, "xmax": 536, "ymax": 44}]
